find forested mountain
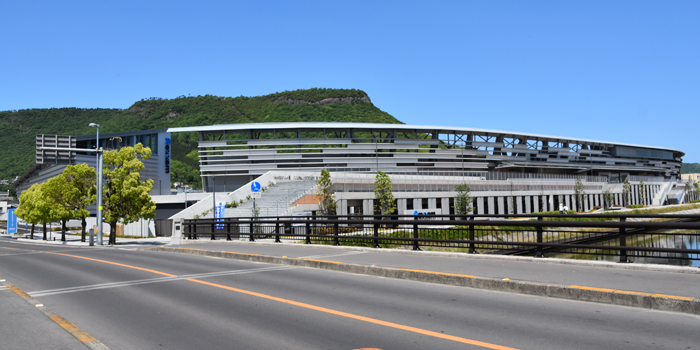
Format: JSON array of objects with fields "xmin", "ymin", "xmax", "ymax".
[
  {"xmin": 0, "ymin": 88, "xmax": 402, "ymax": 187},
  {"xmin": 682, "ymin": 163, "xmax": 700, "ymax": 174}
]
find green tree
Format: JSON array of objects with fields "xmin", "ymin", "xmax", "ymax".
[
  {"xmin": 102, "ymin": 143, "xmax": 156, "ymax": 245},
  {"xmin": 574, "ymin": 178, "xmax": 586, "ymax": 213},
  {"xmin": 374, "ymin": 171, "xmax": 396, "ymax": 216},
  {"xmin": 694, "ymin": 182, "xmax": 700, "ymax": 201},
  {"xmin": 453, "ymin": 183, "xmax": 473, "ymax": 216},
  {"xmin": 42, "ymin": 175, "xmax": 76, "ymax": 242},
  {"xmin": 622, "ymin": 180, "xmax": 632, "ymax": 207},
  {"xmin": 316, "ymin": 169, "xmax": 337, "ymax": 216},
  {"xmin": 15, "ymin": 184, "xmax": 41, "ymax": 239},
  {"xmin": 62, "ymin": 164, "xmax": 96, "ymax": 242},
  {"xmin": 639, "ymin": 180, "xmax": 647, "ymax": 206}
]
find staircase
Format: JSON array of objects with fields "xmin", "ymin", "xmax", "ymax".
[{"xmin": 221, "ymin": 180, "xmax": 317, "ymax": 218}]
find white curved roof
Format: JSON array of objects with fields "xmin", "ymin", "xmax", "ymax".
[{"xmin": 167, "ymin": 122, "xmax": 682, "ymax": 154}]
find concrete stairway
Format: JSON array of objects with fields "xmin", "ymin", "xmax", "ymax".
[{"xmin": 222, "ymin": 180, "xmax": 317, "ymax": 218}]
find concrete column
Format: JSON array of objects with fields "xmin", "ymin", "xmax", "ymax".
[
  {"xmin": 516, "ymin": 196, "xmax": 523, "ymax": 214},
  {"xmin": 548, "ymin": 195, "xmax": 554, "ymax": 212},
  {"xmin": 441, "ymin": 198, "xmax": 450, "ymax": 215},
  {"xmin": 565, "ymin": 195, "xmax": 571, "ymax": 210},
  {"xmin": 533, "ymin": 196, "xmax": 540, "ymax": 213},
  {"xmin": 497, "ymin": 197, "xmax": 505, "ymax": 215},
  {"xmin": 363, "ymin": 199, "xmax": 372, "ymax": 216},
  {"xmin": 525, "ymin": 196, "xmax": 531, "ymax": 214},
  {"xmin": 487, "ymin": 197, "xmax": 495, "ymax": 214},
  {"xmin": 428, "ymin": 198, "xmax": 437, "ymax": 210},
  {"xmin": 572, "ymin": 195, "xmax": 578, "ymax": 212},
  {"xmin": 413, "ymin": 198, "xmax": 421, "ymax": 211},
  {"xmin": 339, "ymin": 199, "xmax": 348, "ymax": 216},
  {"xmin": 397, "ymin": 199, "xmax": 407, "ymax": 216},
  {"xmin": 477, "ymin": 197, "xmax": 485, "ymax": 215}
]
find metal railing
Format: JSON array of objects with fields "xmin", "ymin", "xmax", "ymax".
[{"xmin": 182, "ymin": 214, "xmax": 700, "ymax": 263}]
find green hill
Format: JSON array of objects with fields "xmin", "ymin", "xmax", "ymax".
[
  {"xmin": 682, "ymin": 163, "xmax": 700, "ymax": 174},
  {"xmin": 0, "ymin": 88, "xmax": 402, "ymax": 188}
]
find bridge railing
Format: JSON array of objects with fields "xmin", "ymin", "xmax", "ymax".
[{"xmin": 182, "ymin": 214, "xmax": 700, "ymax": 263}]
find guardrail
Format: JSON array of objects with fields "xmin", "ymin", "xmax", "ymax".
[{"xmin": 182, "ymin": 214, "xmax": 700, "ymax": 263}]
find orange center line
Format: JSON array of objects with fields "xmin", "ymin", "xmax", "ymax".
[
  {"xmin": 46, "ymin": 252, "xmax": 177, "ymax": 277},
  {"xmin": 42, "ymin": 251, "xmax": 519, "ymax": 350}
]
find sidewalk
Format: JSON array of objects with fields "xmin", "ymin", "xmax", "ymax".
[
  {"xmin": 153, "ymin": 240, "xmax": 700, "ymax": 315},
  {"xmin": 0, "ymin": 280, "xmax": 99, "ymax": 349}
]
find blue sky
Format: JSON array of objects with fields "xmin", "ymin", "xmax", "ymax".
[{"xmin": 2, "ymin": 1, "xmax": 698, "ymax": 162}]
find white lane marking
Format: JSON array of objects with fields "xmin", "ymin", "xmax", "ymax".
[
  {"xmin": 297, "ymin": 251, "xmax": 367, "ymax": 260},
  {"xmin": 28, "ymin": 265, "xmax": 294, "ymax": 297}
]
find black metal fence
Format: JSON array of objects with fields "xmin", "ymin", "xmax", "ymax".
[{"xmin": 182, "ymin": 214, "xmax": 700, "ymax": 263}]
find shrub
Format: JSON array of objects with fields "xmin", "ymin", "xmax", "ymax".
[{"xmin": 627, "ymin": 204, "xmax": 644, "ymax": 208}]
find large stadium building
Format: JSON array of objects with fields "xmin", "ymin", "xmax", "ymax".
[{"xmin": 12, "ymin": 122, "xmax": 698, "ymax": 233}]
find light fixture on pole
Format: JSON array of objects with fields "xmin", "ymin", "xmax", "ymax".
[{"xmin": 89, "ymin": 123, "xmax": 103, "ymax": 245}]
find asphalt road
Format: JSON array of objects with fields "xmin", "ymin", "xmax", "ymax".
[{"xmin": 0, "ymin": 237, "xmax": 698, "ymax": 350}]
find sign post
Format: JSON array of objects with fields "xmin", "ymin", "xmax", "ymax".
[
  {"xmin": 215, "ymin": 201, "xmax": 225, "ymax": 230},
  {"xmin": 7, "ymin": 208, "xmax": 17, "ymax": 235},
  {"xmin": 251, "ymin": 181, "xmax": 261, "ymax": 216}
]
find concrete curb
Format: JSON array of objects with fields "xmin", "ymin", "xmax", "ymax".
[
  {"xmin": 147, "ymin": 246, "xmax": 700, "ymax": 316},
  {"xmin": 0, "ymin": 279, "xmax": 111, "ymax": 350}
]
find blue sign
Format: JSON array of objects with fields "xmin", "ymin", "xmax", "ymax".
[
  {"xmin": 215, "ymin": 201, "xmax": 225, "ymax": 230},
  {"xmin": 164, "ymin": 137, "xmax": 171, "ymax": 174},
  {"xmin": 7, "ymin": 208, "xmax": 17, "ymax": 234},
  {"xmin": 251, "ymin": 181, "xmax": 261, "ymax": 192}
]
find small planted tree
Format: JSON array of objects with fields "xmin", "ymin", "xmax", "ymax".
[
  {"xmin": 602, "ymin": 189, "xmax": 615, "ymax": 210},
  {"xmin": 622, "ymin": 180, "xmax": 632, "ymax": 207},
  {"xmin": 374, "ymin": 170, "xmax": 396, "ymax": 217},
  {"xmin": 453, "ymin": 183, "xmax": 473, "ymax": 217},
  {"xmin": 574, "ymin": 178, "xmax": 586, "ymax": 213},
  {"xmin": 694, "ymin": 182, "xmax": 700, "ymax": 201},
  {"xmin": 316, "ymin": 169, "xmax": 337, "ymax": 216},
  {"xmin": 62, "ymin": 164, "xmax": 96, "ymax": 242},
  {"xmin": 639, "ymin": 180, "xmax": 647, "ymax": 206},
  {"xmin": 685, "ymin": 180, "xmax": 695, "ymax": 203},
  {"xmin": 15, "ymin": 184, "xmax": 41, "ymax": 239},
  {"xmin": 42, "ymin": 175, "xmax": 75, "ymax": 242}
]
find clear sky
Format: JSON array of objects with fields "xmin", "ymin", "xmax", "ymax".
[{"xmin": 2, "ymin": 1, "xmax": 698, "ymax": 162}]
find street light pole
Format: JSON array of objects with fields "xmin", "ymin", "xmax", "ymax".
[{"xmin": 89, "ymin": 123, "xmax": 103, "ymax": 245}]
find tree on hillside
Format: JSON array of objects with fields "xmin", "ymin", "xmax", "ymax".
[
  {"xmin": 574, "ymin": 178, "xmax": 586, "ymax": 213},
  {"xmin": 374, "ymin": 171, "xmax": 396, "ymax": 216},
  {"xmin": 622, "ymin": 180, "xmax": 632, "ymax": 207},
  {"xmin": 62, "ymin": 164, "xmax": 96, "ymax": 242},
  {"xmin": 453, "ymin": 183, "xmax": 473, "ymax": 216},
  {"xmin": 316, "ymin": 169, "xmax": 337, "ymax": 216},
  {"xmin": 102, "ymin": 143, "xmax": 156, "ymax": 245}
]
